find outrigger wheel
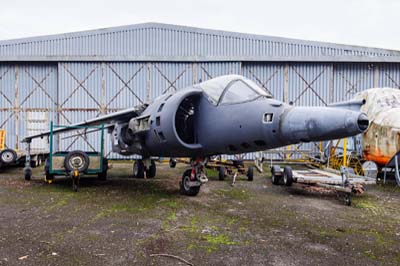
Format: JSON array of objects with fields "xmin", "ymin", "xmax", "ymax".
[{"xmin": 180, "ymin": 169, "xmax": 200, "ymax": 196}]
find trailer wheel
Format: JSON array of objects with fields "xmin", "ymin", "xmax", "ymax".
[
  {"xmin": 247, "ymin": 166, "xmax": 254, "ymax": 181},
  {"xmin": 283, "ymin": 166, "xmax": 293, "ymax": 186},
  {"xmin": 64, "ymin": 151, "xmax": 90, "ymax": 173},
  {"xmin": 218, "ymin": 167, "xmax": 225, "ymax": 181},
  {"xmin": 271, "ymin": 166, "xmax": 281, "ymax": 185},
  {"xmin": 0, "ymin": 149, "xmax": 17, "ymax": 164}
]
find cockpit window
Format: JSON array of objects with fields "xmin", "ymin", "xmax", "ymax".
[
  {"xmin": 220, "ymin": 80, "xmax": 260, "ymax": 105},
  {"xmin": 196, "ymin": 75, "xmax": 272, "ymax": 105},
  {"xmin": 195, "ymin": 76, "xmax": 233, "ymax": 104}
]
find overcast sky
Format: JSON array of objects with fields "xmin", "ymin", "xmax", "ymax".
[{"xmin": 0, "ymin": 0, "xmax": 399, "ymax": 50}]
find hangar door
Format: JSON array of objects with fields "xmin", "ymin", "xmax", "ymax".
[{"xmin": 0, "ymin": 64, "xmax": 57, "ymax": 150}]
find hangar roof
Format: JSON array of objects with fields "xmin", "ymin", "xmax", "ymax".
[{"xmin": 1, "ymin": 22, "xmax": 400, "ymax": 62}]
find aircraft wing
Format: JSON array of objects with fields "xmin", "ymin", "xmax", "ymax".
[{"xmin": 22, "ymin": 104, "xmax": 148, "ymax": 143}]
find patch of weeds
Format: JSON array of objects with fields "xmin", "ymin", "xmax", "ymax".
[
  {"xmin": 167, "ymin": 211, "xmax": 177, "ymax": 222},
  {"xmin": 363, "ymin": 250, "xmax": 379, "ymax": 260},
  {"xmin": 94, "ymin": 203, "xmax": 143, "ymax": 220},
  {"xmin": 202, "ymin": 233, "xmax": 238, "ymax": 252},
  {"xmin": 353, "ymin": 196, "xmax": 378, "ymax": 210},
  {"xmin": 44, "ymin": 194, "xmax": 74, "ymax": 212},
  {"xmin": 215, "ymin": 188, "xmax": 250, "ymax": 201},
  {"xmin": 207, "ymin": 168, "xmax": 218, "ymax": 178},
  {"xmin": 182, "ymin": 215, "xmax": 240, "ymax": 253},
  {"xmin": 375, "ymin": 184, "xmax": 400, "ymax": 193}
]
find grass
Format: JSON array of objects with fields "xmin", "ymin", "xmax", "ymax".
[{"xmin": 215, "ymin": 188, "xmax": 251, "ymax": 201}]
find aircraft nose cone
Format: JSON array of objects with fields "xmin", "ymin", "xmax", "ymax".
[{"xmin": 357, "ymin": 113, "xmax": 369, "ymax": 131}]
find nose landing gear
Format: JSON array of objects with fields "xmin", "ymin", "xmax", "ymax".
[{"xmin": 180, "ymin": 157, "xmax": 208, "ymax": 196}]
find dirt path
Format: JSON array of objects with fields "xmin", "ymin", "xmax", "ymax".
[{"xmin": 0, "ymin": 162, "xmax": 399, "ymax": 266}]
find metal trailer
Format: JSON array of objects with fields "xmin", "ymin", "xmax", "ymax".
[
  {"xmin": 0, "ymin": 148, "xmax": 47, "ymax": 169},
  {"xmin": 270, "ymin": 165, "xmax": 376, "ymax": 206},
  {"xmin": 0, "ymin": 128, "xmax": 47, "ymax": 169},
  {"xmin": 173, "ymin": 157, "xmax": 254, "ymax": 183},
  {"xmin": 23, "ymin": 122, "xmax": 108, "ymax": 191}
]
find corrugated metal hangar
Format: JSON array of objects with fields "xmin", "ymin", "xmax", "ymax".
[{"xmin": 1, "ymin": 22, "xmax": 400, "ymax": 159}]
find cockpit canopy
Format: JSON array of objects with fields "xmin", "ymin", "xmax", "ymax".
[{"xmin": 195, "ymin": 75, "xmax": 272, "ymax": 105}]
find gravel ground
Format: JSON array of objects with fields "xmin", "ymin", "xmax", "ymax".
[{"xmin": 0, "ymin": 162, "xmax": 399, "ymax": 266}]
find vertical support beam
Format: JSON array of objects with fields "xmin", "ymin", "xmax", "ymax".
[
  {"xmin": 373, "ymin": 64, "xmax": 379, "ymax": 88},
  {"xmin": 329, "ymin": 63, "xmax": 335, "ymax": 104},
  {"xmin": 14, "ymin": 65, "xmax": 19, "ymax": 150},
  {"xmin": 56, "ymin": 63, "xmax": 61, "ymax": 151},
  {"xmin": 101, "ymin": 62, "xmax": 106, "ymax": 115},
  {"xmin": 146, "ymin": 63, "xmax": 151, "ymax": 102},
  {"xmin": 283, "ymin": 64, "xmax": 289, "ymax": 159},
  {"xmin": 283, "ymin": 64, "xmax": 289, "ymax": 103},
  {"xmin": 343, "ymin": 138, "xmax": 347, "ymax": 167},
  {"xmin": 193, "ymin": 63, "xmax": 198, "ymax": 84}
]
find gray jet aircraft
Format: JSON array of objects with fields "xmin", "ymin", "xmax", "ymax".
[{"xmin": 23, "ymin": 75, "xmax": 369, "ymax": 196}]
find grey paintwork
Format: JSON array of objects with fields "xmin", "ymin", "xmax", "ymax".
[{"xmin": 23, "ymin": 74, "xmax": 369, "ymax": 160}]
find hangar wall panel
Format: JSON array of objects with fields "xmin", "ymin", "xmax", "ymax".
[
  {"xmin": 378, "ymin": 64, "xmax": 400, "ymax": 88},
  {"xmin": 332, "ymin": 63, "xmax": 375, "ymax": 102},
  {"xmin": 242, "ymin": 63, "xmax": 285, "ymax": 101},
  {"xmin": 2, "ymin": 24, "xmax": 398, "ymax": 60}
]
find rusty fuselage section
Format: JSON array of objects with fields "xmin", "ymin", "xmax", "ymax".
[{"xmin": 355, "ymin": 88, "xmax": 400, "ymax": 166}]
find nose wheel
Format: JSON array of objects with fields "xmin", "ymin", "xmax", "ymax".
[
  {"xmin": 179, "ymin": 158, "xmax": 208, "ymax": 196},
  {"xmin": 180, "ymin": 169, "xmax": 201, "ymax": 196}
]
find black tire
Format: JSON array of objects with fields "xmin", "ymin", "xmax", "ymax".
[
  {"xmin": 271, "ymin": 166, "xmax": 281, "ymax": 185},
  {"xmin": 0, "ymin": 149, "xmax": 17, "ymax": 165},
  {"xmin": 45, "ymin": 173, "xmax": 55, "ymax": 183},
  {"xmin": 169, "ymin": 158, "xmax": 177, "ymax": 168},
  {"xmin": 247, "ymin": 166, "xmax": 254, "ymax": 181},
  {"xmin": 133, "ymin": 160, "xmax": 145, "ymax": 178},
  {"xmin": 146, "ymin": 160, "xmax": 156, "ymax": 178},
  {"xmin": 98, "ymin": 171, "xmax": 107, "ymax": 181},
  {"xmin": 283, "ymin": 166, "xmax": 293, "ymax": 186},
  {"xmin": 23, "ymin": 167, "xmax": 32, "ymax": 181},
  {"xmin": 98, "ymin": 158, "xmax": 108, "ymax": 180},
  {"xmin": 180, "ymin": 169, "xmax": 200, "ymax": 196},
  {"xmin": 44, "ymin": 158, "xmax": 50, "ymax": 172},
  {"xmin": 218, "ymin": 167, "xmax": 225, "ymax": 181},
  {"xmin": 64, "ymin": 150, "xmax": 90, "ymax": 173},
  {"xmin": 345, "ymin": 193, "xmax": 351, "ymax": 206}
]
